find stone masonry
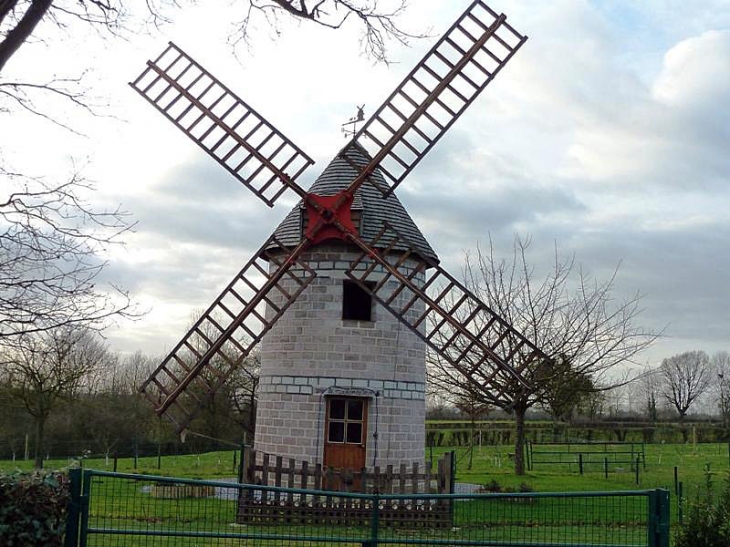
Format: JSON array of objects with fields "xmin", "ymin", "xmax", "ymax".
[{"xmin": 255, "ymin": 243, "xmax": 427, "ymax": 469}]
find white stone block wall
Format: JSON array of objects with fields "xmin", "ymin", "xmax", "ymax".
[{"xmin": 255, "ymin": 243, "xmax": 427, "ymax": 469}]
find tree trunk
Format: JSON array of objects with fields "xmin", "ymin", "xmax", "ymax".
[
  {"xmin": 467, "ymin": 414, "xmax": 475, "ymax": 470},
  {"xmin": 551, "ymin": 418, "xmax": 560, "ymax": 442},
  {"xmin": 514, "ymin": 404, "xmax": 527, "ymax": 475},
  {"xmin": 0, "ymin": 0, "xmax": 53, "ymax": 73},
  {"xmin": 33, "ymin": 414, "xmax": 47, "ymax": 469},
  {"xmin": 678, "ymin": 412, "xmax": 688, "ymax": 443}
]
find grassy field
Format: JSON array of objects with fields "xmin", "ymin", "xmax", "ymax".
[
  {"xmin": 3, "ymin": 442, "xmax": 728, "ymax": 545},
  {"xmin": 2, "ymin": 442, "xmax": 729, "ymax": 494},
  {"xmin": 430, "ymin": 442, "xmax": 730, "ymax": 495},
  {"xmin": 0, "ymin": 449, "xmax": 241, "ymax": 478}
]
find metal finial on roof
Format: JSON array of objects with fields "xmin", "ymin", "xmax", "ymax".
[{"xmin": 341, "ymin": 105, "xmax": 365, "ymax": 138}]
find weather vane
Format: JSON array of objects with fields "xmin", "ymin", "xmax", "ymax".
[{"xmin": 341, "ymin": 104, "xmax": 365, "ymax": 138}]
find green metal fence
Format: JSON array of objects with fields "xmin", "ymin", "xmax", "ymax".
[
  {"xmin": 65, "ymin": 469, "xmax": 669, "ymax": 546},
  {"xmin": 527, "ymin": 441, "xmax": 647, "ymax": 473}
]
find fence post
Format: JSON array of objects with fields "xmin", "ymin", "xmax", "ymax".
[
  {"xmin": 240, "ymin": 446, "xmax": 252, "ymax": 484},
  {"xmin": 365, "ymin": 492, "xmax": 380, "ymax": 547},
  {"xmin": 578, "ymin": 453, "xmax": 583, "ymax": 475},
  {"xmin": 648, "ymin": 489, "xmax": 670, "ymax": 547},
  {"xmin": 64, "ymin": 468, "xmax": 82, "ymax": 547},
  {"xmin": 449, "ymin": 450, "xmax": 456, "ymax": 494},
  {"xmin": 78, "ymin": 470, "xmax": 92, "ymax": 547},
  {"xmin": 677, "ymin": 482, "xmax": 684, "ymax": 524}
]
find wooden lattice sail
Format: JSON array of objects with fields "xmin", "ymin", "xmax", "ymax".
[{"xmin": 132, "ymin": 0, "xmax": 549, "ymax": 434}]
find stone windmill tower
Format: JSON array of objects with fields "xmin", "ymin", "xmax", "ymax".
[
  {"xmin": 132, "ymin": 0, "xmax": 550, "ymax": 473},
  {"xmin": 255, "ymin": 142, "xmax": 437, "ymax": 471}
]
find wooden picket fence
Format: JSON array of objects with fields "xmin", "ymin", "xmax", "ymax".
[{"xmin": 237, "ymin": 448, "xmax": 455, "ymax": 527}]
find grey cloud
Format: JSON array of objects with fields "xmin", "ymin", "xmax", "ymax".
[
  {"xmin": 124, "ymin": 159, "xmax": 292, "ymax": 249},
  {"xmin": 551, "ymin": 220, "xmax": 730, "ymax": 347}
]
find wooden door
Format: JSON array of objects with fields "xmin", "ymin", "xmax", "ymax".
[{"xmin": 323, "ymin": 397, "xmax": 368, "ymax": 490}]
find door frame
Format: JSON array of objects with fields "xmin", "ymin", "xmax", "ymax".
[{"xmin": 323, "ymin": 395, "xmax": 369, "ymax": 470}]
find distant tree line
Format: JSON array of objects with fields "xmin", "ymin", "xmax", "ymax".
[
  {"xmin": 427, "ymin": 349, "xmax": 730, "ymax": 435},
  {"xmin": 0, "ymin": 333, "xmax": 258, "ymax": 467}
]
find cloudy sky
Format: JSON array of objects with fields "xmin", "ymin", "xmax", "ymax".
[{"xmin": 3, "ymin": 0, "xmax": 729, "ymax": 367}]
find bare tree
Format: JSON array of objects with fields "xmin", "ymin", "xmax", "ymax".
[
  {"xmin": 160, "ymin": 309, "xmax": 260, "ymax": 440},
  {"xmin": 639, "ymin": 365, "xmax": 662, "ymax": 423},
  {"xmin": 1, "ymin": 1, "xmax": 416, "ymax": 74},
  {"xmin": 428, "ymin": 371, "xmax": 490, "ymax": 470},
  {"xmin": 659, "ymin": 350, "xmax": 712, "ymax": 435},
  {"xmin": 228, "ymin": 351, "xmax": 260, "ymax": 441},
  {"xmin": 429, "ymin": 235, "xmax": 658, "ymax": 475},
  {"xmin": 235, "ymin": 0, "xmax": 419, "ymax": 63},
  {"xmin": 711, "ymin": 351, "xmax": 730, "ymax": 427},
  {"xmin": 84, "ymin": 350, "xmax": 160, "ymax": 463},
  {"xmin": 1, "ymin": 0, "xmax": 421, "ymax": 133},
  {"xmin": 0, "ymin": 327, "xmax": 110, "ymax": 468},
  {"xmin": 454, "ymin": 391, "xmax": 489, "ymax": 470},
  {"xmin": 1, "ymin": 170, "xmax": 135, "ymax": 342}
]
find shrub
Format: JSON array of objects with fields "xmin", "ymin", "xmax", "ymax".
[
  {"xmin": 0, "ymin": 471, "xmax": 70, "ymax": 546},
  {"xmin": 674, "ymin": 465, "xmax": 730, "ymax": 547},
  {"xmin": 481, "ymin": 479, "xmax": 502, "ymax": 493}
]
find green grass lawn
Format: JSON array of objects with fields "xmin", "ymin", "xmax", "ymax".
[
  {"xmin": 82, "ymin": 471, "xmax": 652, "ymax": 546},
  {"xmin": 3, "ymin": 442, "xmax": 728, "ymax": 499},
  {"xmin": 4, "ymin": 442, "xmax": 728, "ymax": 545},
  {"xmin": 430, "ymin": 442, "xmax": 730, "ymax": 494},
  {"xmin": 0, "ymin": 449, "xmax": 240, "ymax": 478}
]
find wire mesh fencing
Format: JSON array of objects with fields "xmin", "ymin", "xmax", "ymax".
[{"xmin": 67, "ymin": 469, "xmax": 669, "ymax": 547}]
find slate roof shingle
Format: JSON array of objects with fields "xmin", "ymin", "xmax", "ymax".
[{"xmin": 268, "ymin": 142, "xmax": 439, "ymax": 264}]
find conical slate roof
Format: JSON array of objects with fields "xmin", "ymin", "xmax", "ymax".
[{"xmin": 269, "ymin": 143, "xmax": 439, "ymax": 264}]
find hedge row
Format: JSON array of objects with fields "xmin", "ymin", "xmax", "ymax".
[{"xmin": 0, "ymin": 471, "xmax": 70, "ymax": 546}]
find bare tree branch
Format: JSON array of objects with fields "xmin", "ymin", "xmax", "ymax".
[
  {"xmin": 0, "ymin": 167, "xmax": 140, "ymax": 341},
  {"xmin": 429, "ymin": 235, "xmax": 660, "ymax": 474},
  {"xmin": 0, "ymin": 75, "xmax": 105, "ymax": 133},
  {"xmin": 233, "ymin": 0, "xmax": 422, "ymax": 64}
]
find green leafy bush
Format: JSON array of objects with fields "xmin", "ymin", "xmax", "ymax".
[
  {"xmin": 0, "ymin": 471, "xmax": 70, "ymax": 546},
  {"xmin": 675, "ymin": 465, "xmax": 730, "ymax": 547},
  {"xmin": 481, "ymin": 479, "xmax": 502, "ymax": 492}
]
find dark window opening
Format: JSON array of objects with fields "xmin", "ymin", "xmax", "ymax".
[
  {"xmin": 330, "ymin": 399, "xmax": 346, "ymax": 420},
  {"xmin": 328, "ymin": 422, "xmax": 345, "ymax": 443},
  {"xmin": 342, "ymin": 280, "xmax": 375, "ymax": 321}
]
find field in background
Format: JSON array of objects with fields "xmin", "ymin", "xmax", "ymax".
[
  {"xmin": 2, "ymin": 442, "xmax": 729, "ymax": 495},
  {"xmin": 428, "ymin": 443, "xmax": 730, "ymax": 493}
]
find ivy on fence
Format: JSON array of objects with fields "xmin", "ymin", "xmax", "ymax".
[{"xmin": 0, "ymin": 471, "xmax": 70, "ymax": 546}]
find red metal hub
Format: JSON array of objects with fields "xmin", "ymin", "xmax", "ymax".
[{"xmin": 304, "ymin": 191, "xmax": 357, "ymax": 245}]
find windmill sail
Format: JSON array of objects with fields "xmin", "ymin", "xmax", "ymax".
[
  {"xmin": 131, "ymin": 42, "xmax": 313, "ymax": 207},
  {"xmin": 139, "ymin": 235, "xmax": 316, "ymax": 431},
  {"xmin": 134, "ymin": 1, "xmax": 547, "ymax": 433},
  {"xmin": 347, "ymin": 0, "xmax": 526, "ymax": 197},
  {"xmin": 345, "ymin": 222, "xmax": 548, "ymax": 407}
]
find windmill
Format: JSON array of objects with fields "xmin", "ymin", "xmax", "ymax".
[{"xmin": 132, "ymin": 0, "xmax": 550, "ymax": 471}]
